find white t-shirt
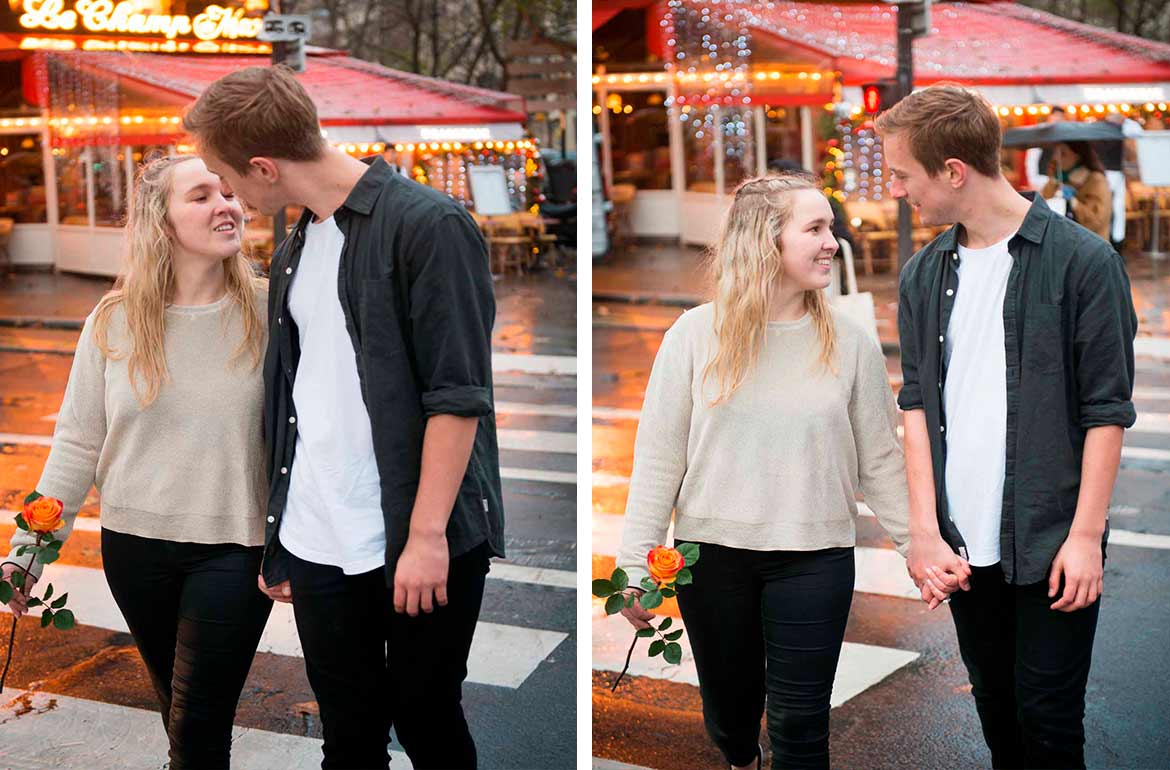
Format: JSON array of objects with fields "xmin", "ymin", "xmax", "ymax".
[
  {"xmin": 279, "ymin": 216, "xmax": 386, "ymax": 574},
  {"xmin": 942, "ymin": 233, "xmax": 1014, "ymax": 567}
]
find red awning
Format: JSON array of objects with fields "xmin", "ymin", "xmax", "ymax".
[
  {"xmin": 743, "ymin": 1, "xmax": 1170, "ymax": 86},
  {"xmin": 32, "ymin": 51, "xmax": 528, "ymax": 126},
  {"xmin": 593, "ymin": 0, "xmax": 658, "ymax": 31}
]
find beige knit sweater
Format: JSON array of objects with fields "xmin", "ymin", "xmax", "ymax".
[
  {"xmin": 3, "ymin": 289, "xmax": 268, "ymax": 580},
  {"xmin": 616, "ymin": 303, "xmax": 910, "ymax": 587}
]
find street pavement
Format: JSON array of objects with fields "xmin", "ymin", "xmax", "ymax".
[
  {"xmin": 0, "ymin": 269, "xmax": 577, "ymax": 770},
  {"xmin": 591, "ymin": 245, "xmax": 1170, "ymax": 770}
]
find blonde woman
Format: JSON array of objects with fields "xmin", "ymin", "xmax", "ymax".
[
  {"xmin": 616, "ymin": 174, "xmax": 954, "ymax": 769},
  {"xmin": 1, "ymin": 155, "xmax": 270, "ymax": 769}
]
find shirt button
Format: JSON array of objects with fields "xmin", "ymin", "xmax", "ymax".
[
  {"xmin": 946, "ymin": 289, "xmax": 954, "ymax": 296},
  {"xmin": 952, "ymin": 254, "xmax": 958, "ymax": 261},
  {"xmin": 940, "ymin": 425, "xmax": 946, "ymax": 433},
  {"xmin": 277, "ymin": 316, "xmax": 283, "ymax": 325},
  {"xmin": 289, "ymin": 416, "xmax": 296, "ymax": 424},
  {"xmin": 281, "ymin": 467, "xmax": 288, "ymax": 475},
  {"xmin": 938, "ymin": 335, "xmax": 944, "ymax": 342},
  {"xmin": 285, "ymin": 267, "xmax": 293, "ymax": 275},
  {"xmin": 267, "ymin": 515, "xmax": 275, "ymax": 523}
]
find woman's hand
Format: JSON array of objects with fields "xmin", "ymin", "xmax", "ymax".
[
  {"xmin": 1, "ymin": 563, "xmax": 37, "ymax": 618},
  {"xmin": 619, "ymin": 588, "xmax": 655, "ymax": 630},
  {"xmin": 907, "ymin": 535, "xmax": 971, "ymax": 609}
]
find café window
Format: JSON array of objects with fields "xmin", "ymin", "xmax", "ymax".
[
  {"xmin": 0, "ymin": 133, "xmax": 47, "ymax": 224},
  {"xmin": 606, "ymin": 91, "xmax": 670, "ymax": 190},
  {"xmin": 763, "ymin": 106, "xmax": 802, "ymax": 169},
  {"xmin": 682, "ymin": 105, "xmax": 716, "ymax": 192},
  {"xmin": 720, "ymin": 107, "xmax": 754, "ymax": 191}
]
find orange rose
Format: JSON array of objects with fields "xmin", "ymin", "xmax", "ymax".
[
  {"xmin": 23, "ymin": 496, "xmax": 64, "ymax": 534},
  {"xmin": 647, "ymin": 546, "xmax": 686, "ymax": 585}
]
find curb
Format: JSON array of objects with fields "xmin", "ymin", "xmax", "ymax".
[
  {"xmin": 592, "ymin": 291, "xmax": 702, "ymax": 308},
  {"xmin": 0, "ymin": 316, "xmax": 85, "ymax": 330}
]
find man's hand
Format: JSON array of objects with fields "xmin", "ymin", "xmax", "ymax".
[
  {"xmin": 907, "ymin": 535, "xmax": 971, "ymax": 609},
  {"xmin": 258, "ymin": 573, "xmax": 292, "ymax": 603},
  {"xmin": 619, "ymin": 588, "xmax": 654, "ymax": 630},
  {"xmin": 2, "ymin": 563, "xmax": 37, "ymax": 618},
  {"xmin": 1049, "ymin": 532, "xmax": 1103, "ymax": 612},
  {"xmin": 394, "ymin": 531, "xmax": 449, "ymax": 616}
]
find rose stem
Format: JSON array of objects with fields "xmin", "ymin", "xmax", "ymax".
[
  {"xmin": 611, "ymin": 635, "xmax": 639, "ymax": 692},
  {"xmin": 0, "ymin": 534, "xmax": 40, "ymax": 694}
]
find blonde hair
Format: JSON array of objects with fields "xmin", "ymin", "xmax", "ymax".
[
  {"xmin": 703, "ymin": 173, "xmax": 838, "ymax": 405},
  {"xmin": 92, "ymin": 155, "xmax": 267, "ymax": 407}
]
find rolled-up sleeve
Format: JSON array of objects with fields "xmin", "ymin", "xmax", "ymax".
[
  {"xmin": 1074, "ymin": 248, "xmax": 1137, "ymax": 429},
  {"xmin": 896, "ymin": 271, "xmax": 924, "ymax": 412},
  {"xmin": 406, "ymin": 211, "xmax": 495, "ymax": 418}
]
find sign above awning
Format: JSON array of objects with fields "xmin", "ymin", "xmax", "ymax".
[{"xmin": 323, "ymin": 123, "xmax": 526, "ymax": 145}]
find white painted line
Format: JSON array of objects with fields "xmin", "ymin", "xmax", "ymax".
[
  {"xmin": 592, "ymin": 406, "xmax": 642, "ymax": 421},
  {"xmin": 0, "ymin": 564, "xmax": 566, "ymax": 690},
  {"xmin": 591, "ymin": 471, "xmax": 634, "ymax": 487},
  {"xmin": 1122, "ymin": 446, "xmax": 1170, "ymax": 464},
  {"xmin": 496, "ymin": 401, "xmax": 576, "ymax": 418},
  {"xmin": 594, "ymin": 758, "xmax": 656, "ymax": 770},
  {"xmin": 1134, "ymin": 387, "xmax": 1170, "ymax": 401},
  {"xmin": 492, "ymin": 353, "xmax": 576, "ymax": 376},
  {"xmin": 1108, "ymin": 529, "xmax": 1170, "ymax": 550},
  {"xmin": 591, "ymin": 606, "xmax": 919, "ymax": 707},
  {"xmin": 0, "ymin": 689, "xmax": 375, "ymax": 770},
  {"xmin": 1135, "ymin": 337, "xmax": 1170, "ymax": 359},
  {"xmin": 489, "ymin": 561, "xmax": 577, "ymax": 589},
  {"xmin": 40, "ymin": 412, "xmax": 58, "ymax": 422},
  {"xmin": 501, "ymin": 467, "xmax": 576, "ymax": 485},
  {"xmin": 591, "ymin": 512, "xmax": 917, "ymax": 599},
  {"xmin": 1133, "ymin": 413, "xmax": 1170, "ymax": 435},
  {"xmin": 0, "ymin": 432, "xmax": 51, "ymax": 446},
  {"xmin": 498, "ymin": 428, "xmax": 576, "ymax": 454}
]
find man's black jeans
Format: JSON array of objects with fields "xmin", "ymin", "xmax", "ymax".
[
  {"xmin": 675, "ymin": 542, "xmax": 855, "ymax": 770},
  {"xmin": 101, "ymin": 528, "xmax": 272, "ymax": 770},
  {"xmin": 286, "ymin": 541, "xmax": 491, "ymax": 770},
  {"xmin": 949, "ymin": 563, "xmax": 1100, "ymax": 769}
]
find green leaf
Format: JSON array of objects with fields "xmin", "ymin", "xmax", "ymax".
[
  {"xmin": 0, "ymin": 581, "xmax": 12, "ymax": 604},
  {"xmin": 52, "ymin": 610, "xmax": 75, "ymax": 630},
  {"xmin": 624, "ymin": 594, "xmax": 637, "ymax": 609},
  {"xmin": 591, "ymin": 579, "xmax": 615, "ymax": 598},
  {"xmin": 15, "ymin": 546, "xmax": 29, "ymax": 556},
  {"xmin": 23, "ymin": 491, "xmax": 41, "ymax": 505},
  {"xmin": 664, "ymin": 629, "xmax": 684, "ymax": 641},
  {"xmin": 639, "ymin": 590, "xmax": 663, "ymax": 610},
  {"xmin": 663, "ymin": 642, "xmax": 683, "ymax": 665},
  {"xmin": 36, "ymin": 550, "xmax": 58, "ymax": 565},
  {"xmin": 640, "ymin": 576, "xmax": 658, "ymax": 592},
  {"xmin": 648, "ymin": 639, "xmax": 666, "ymax": 657},
  {"xmin": 11, "ymin": 572, "xmax": 24, "ymax": 588},
  {"xmin": 14, "ymin": 513, "xmax": 29, "ymax": 531},
  {"xmin": 46, "ymin": 540, "xmax": 63, "ymax": 552},
  {"xmin": 27, "ymin": 597, "xmax": 42, "ymax": 608},
  {"xmin": 658, "ymin": 617, "xmax": 672, "ymax": 632},
  {"xmin": 676, "ymin": 542, "xmax": 700, "ymax": 566},
  {"xmin": 635, "ymin": 627, "xmax": 655, "ymax": 638},
  {"xmin": 675, "ymin": 569, "xmax": 693, "ymax": 586},
  {"xmin": 611, "ymin": 569, "xmax": 628, "ymax": 592},
  {"xmin": 42, "ymin": 583, "xmax": 53, "ymax": 601},
  {"xmin": 40, "ymin": 609, "xmax": 52, "ymax": 628},
  {"xmin": 51, "ymin": 593, "xmax": 68, "ymax": 609},
  {"xmin": 604, "ymin": 594, "xmax": 624, "ymax": 616},
  {"xmin": 660, "ymin": 588, "xmax": 676, "ymax": 599}
]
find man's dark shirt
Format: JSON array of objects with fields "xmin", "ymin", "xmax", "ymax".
[
  {"xmin": 897, "ymin": 193, "xmax": 1136, "ymax": 584},
  {"xmin": 260, "ymin": 157, "xmax": 504, "ymax": 588}
]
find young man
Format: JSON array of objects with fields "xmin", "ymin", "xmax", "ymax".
[
  {"xmin": 183, "ymin": 65, "xmax": 503, "ymax": 770},
  {"xmin": 877, "ymin": 85, "xmax": 1136, "ymax": 769}
]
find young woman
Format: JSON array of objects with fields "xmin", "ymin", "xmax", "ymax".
[
  {"xmin": 1042, "ymin": 141, "xmax": 1112, "ymax": 240},
  {"xmin": 616, "ymin": 174, "xmax": 948, "ymax": 769},
  {"xmin": 2, "ymin": 155, "xmax": 271, "ymax": 770}
]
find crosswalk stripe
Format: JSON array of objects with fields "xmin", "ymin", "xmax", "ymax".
[
  {"xmin": 592, "ymin": 406, "xmax": 642, "ymax": 421},
  {"xmin": 1134, "ymin": 387, "xmax": 1170, "ymax": 401},
  {"xmin": 591, "ymin": 607, "xmax": 919, "ymax": 708},
  {"xmin": 591, "ymin": 512, "xmax": 919, "ymax": 600},
  {"xmin": 0, "ymin": 563, "xmax": 567, "ymax": 690},
  {"xmin": 1135, "ymin": 337, "xmax": 1170, "ymax": 359},
  {"xmin": 0, "ymin": 689, "xmax": 380, "ymax": 770},
  {"xmin": 492, "ymin": 353, "xmax": 576, "ymax": 375},
  {"xmin": 495, "ymin": 401, "xmax": 576, "ymax": 418},
  {"xmin": 1133, "ymin": 412, "xmax": 1170, "ymax": 434},
  {"xmin": 501, "ymin": 467, "xmax": 576, "ymax": 484},
  {"xmin": 498, "ymin": 428, "xmax": 576, "ymax": 454}
]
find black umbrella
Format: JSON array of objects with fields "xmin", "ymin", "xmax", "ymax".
[{"xmin": 1002, "ymin": 121, "xmax": 1124, "ymax": 147}]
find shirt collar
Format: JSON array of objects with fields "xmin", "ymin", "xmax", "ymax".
[
  {"xmin": 338, "ymin": 155, "xmax": 394, "ymax": 216},
  {"xmin": 935, "ymin": 190, "xmax": 1050, "ymax": 254}
]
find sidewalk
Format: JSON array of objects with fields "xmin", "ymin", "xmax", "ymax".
[{"xmin": 594, "ymin": 239, "xmax": 1170, "ymax": 346}]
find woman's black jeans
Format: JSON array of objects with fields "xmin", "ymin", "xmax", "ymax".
[
  {"xmin": 675, "ymin": 542, "xmax": 855, "ymax": 770},
  {"xmin": 101, "ymin": 528, "xmax": 272, "ymax": 770}
]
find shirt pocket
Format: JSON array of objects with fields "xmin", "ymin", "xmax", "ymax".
[{"xmin": 1022, "ymin": 303, "xmax": 1064, "ymax": 376}]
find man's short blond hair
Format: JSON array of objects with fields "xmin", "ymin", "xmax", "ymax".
[
  {"xmin": 182, "ymin": 65, "xmax": 327, "ymax": 175},
  {"xmin": 874, "ymin": 84, "xmax": 1002, "ymax": 179}
]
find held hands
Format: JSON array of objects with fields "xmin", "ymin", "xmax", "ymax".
[
  {"xmin": 394, "ymin": 530, "xmax": 449, "ymax": 616},
  {"xmin": 1048, "ymin": 532, "xmax": 1103, "ymax": 612},
  {"xmin": 907, "ymin": 536, "xmax": 971, "ymax": 610},
  {"xmin": 258, "ymin": 574, "xmax": 292, "ymax": 603},
  {"xmin": 1, "ymin": 563, "xmax": 37, "ymax": 618}
]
